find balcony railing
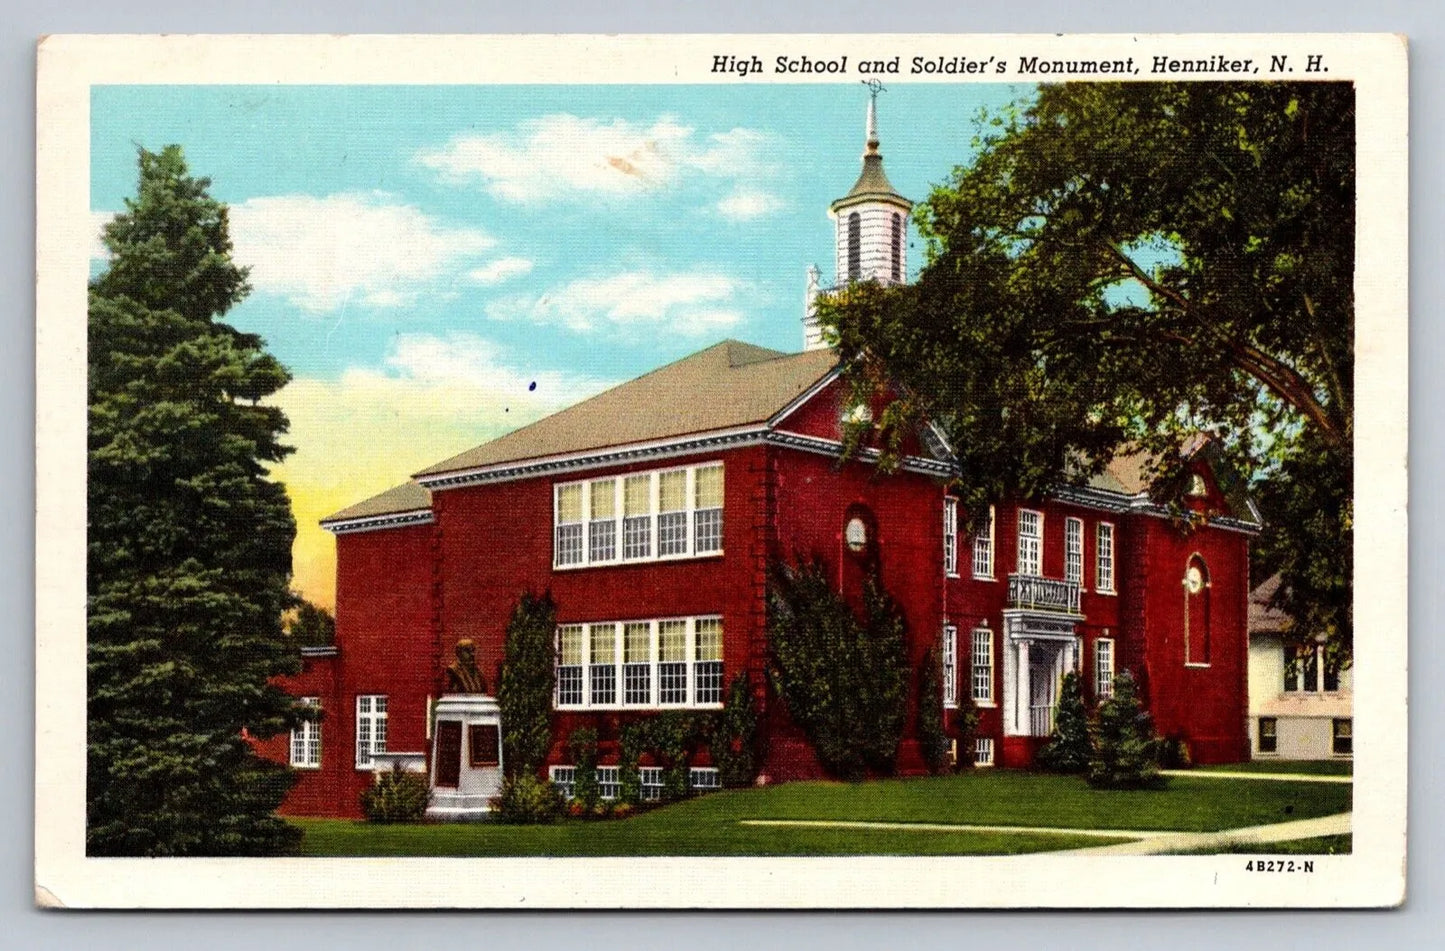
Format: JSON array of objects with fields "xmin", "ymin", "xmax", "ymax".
[{"xmin": 1008, "ymin": 573, "xmax": 1082, "ymax": 614}]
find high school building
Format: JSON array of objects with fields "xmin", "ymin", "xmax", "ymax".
[{"xmin": 265, "ymin": 97, "xmax": 1258, "ymax": 817}]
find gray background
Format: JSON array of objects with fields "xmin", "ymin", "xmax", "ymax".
[{"xmin": 5, "ymin": 0, "xmax": 1438, "ymax": 945}]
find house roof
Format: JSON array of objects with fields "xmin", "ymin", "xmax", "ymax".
[
  {"xmin": 412, "ymin": 340, "xmax": 839, "ymax": 479},
  {"xmin": 1249, "ymin": 574, "xmax": 1293, "ymax": 634},
  {"xmin": 320, "ymin": 481, "xmax": 432, "ymax": 524}
]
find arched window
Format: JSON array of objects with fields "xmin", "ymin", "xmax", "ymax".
[
  {"xmin": 890, "ymin": 213, "xmax": 902, "ymax": 282},
  {"xmin": 847, "ymin": 212, "xmax": 861, "ymax": 281},
  {"xmin": 1184, "ymin": 555, "xmax": 1211, "ymax": 665}
]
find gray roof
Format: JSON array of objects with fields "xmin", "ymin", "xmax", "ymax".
[
  {"xmin": 413, "ymin": 340, "xmax": 838, "ymax": 478},
  {"xmin": 320, "ymin": 481, "xmax": 432, "ymax": 524},
  {"xmin": 1249, "ymin": 574, "xmax": 1293, "ymax": 634},
  {"xmin": 831, "ymin": 149, "xmax": 910, "ymax": 212}
]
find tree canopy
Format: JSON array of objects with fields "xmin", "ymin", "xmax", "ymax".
[
  {"xmin": 88, "ymin": 145, "xmax": 304, "ymax": 855},
  {"xmin": 817, "ymin": 81, "xmax": 1354, "ymax": 654}
]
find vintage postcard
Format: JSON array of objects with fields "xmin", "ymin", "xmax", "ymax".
[{"xmin": 36, "ymin": 33, "xmax": 1407, "ymax": 908}]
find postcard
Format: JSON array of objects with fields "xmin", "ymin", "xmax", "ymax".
[{"xmin": 36, "ymin": 33, "xmax": 1407, "ymax": 908}]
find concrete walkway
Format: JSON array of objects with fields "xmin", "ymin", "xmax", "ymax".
[
  {"xmin": 739, "ymin": 810, "xmax": 1353, "ymax": 856},
  {"xmin": 1162, "ymin": 769, "xmax": 1353, "ymax": 784},
  {"xmin": 1052, "ymin": 811, "xmax": 1352, "ymax": 856}
]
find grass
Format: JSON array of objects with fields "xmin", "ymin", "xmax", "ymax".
[
  {"xmin": 1186, "ymin": 760, "xmax": 1352, "ymax": 776},
  {"xmin": 1166, "ymin": 834, "xmax": 1352, "ymax": 857},
  {"xmin": 292, "ymin": 769, "xmax": 1352, "ymax": 857}
]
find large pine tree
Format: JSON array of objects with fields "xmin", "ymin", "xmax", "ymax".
[{"xmin": 88, "ymin": 146, "xmax": 303, "ymax": 856}]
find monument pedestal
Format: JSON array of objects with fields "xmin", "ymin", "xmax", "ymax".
[{"xmin": 426, "ymin": 694, "xmax": 503, "ymax": 821}]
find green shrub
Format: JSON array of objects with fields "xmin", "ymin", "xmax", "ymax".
[
  {"xmin": 767, "ymin": 559, "xmax": 909, "ymax": 780},
  {"xmin": 493, "ymin": 772, "xmax": 562, "ymax": 823},
  {"xmin": 618, "ymin": 721, "xmax": 646, "ymax": 805},
  {"xmin": 498, "ymin": 591, "xmax": 557, "ymax": 779},
  {"xmin": 359, "ymin": 766, "xmax": 429, "ymax": 823},
  {"xmin": 712, "ymin": 674, "xmax": 761, "ymax": 787},
  {"xmin": 917, "ymin": 645, "xmax": 952, "ymax": 774},
  {"xmin": 953, "ymin": 686, "xmax": 981, "ymax": 769},
  {"xmin": 1038, "ymin": 671, "xmax": 1092, "ymax": 774},
  {"xmin": 568, "ymin": 727, "xmax": 600, "ymax": 810},
  {"xmin": 1157, "ymin": 734, "xmax": 1193, "ymax": 769},
  {"xmin": 1087, "ymin": 671, "xmax": 1166, "ymax": 790}
]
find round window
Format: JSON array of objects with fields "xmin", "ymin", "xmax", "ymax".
[
  {"xmin": 1184, "ymin": 565, "xmax": 1205, "ymax": 594},
  {"xmin": 845, "ymin": 516, "xmax": 869, "ymax": 553}
]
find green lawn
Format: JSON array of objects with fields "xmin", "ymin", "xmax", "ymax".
[
  {"xmin": 1189, "ymin": 760, "xmax": 1353, "ymax": 776},
  {"xmin": 293, "ymin": 769, "xmax": 1352, "ymax": 857},
  {"xmin": 1167, "ymin": 834, "xmax": 1352, "ymax": 857}
]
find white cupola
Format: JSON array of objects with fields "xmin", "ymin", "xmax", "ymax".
[{"xmin": 803, "ymin": 84, "xmax": 913, "ymax": 351}]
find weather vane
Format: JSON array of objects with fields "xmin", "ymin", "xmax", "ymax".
[{"xmin": 862, "ymin": 77, "xmax": 886, "ymax": 99}]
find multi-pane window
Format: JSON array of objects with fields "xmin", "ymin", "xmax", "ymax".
[
  {"xmin": 943, "ymin": 498, "xmax": 959, "ymax": 576},
  {"xmin": 690, "ymin": 767, "xmax": 722, "ymax": 792},
  {"xmin": 623, "ymin": 621, "xmax": 652, "ymax": 705},
  {"xmin": 974, "ymin": 738, "xmax": 996, "ymax": 767},
  {"xmin": 972, "ymin": 505, "xmax": 995, "ymax": 580},
  {"xmin": 623, "ymin": 475, "xmax": 653, "ymax": 560},
  {"xmin": 1095, "ymin": 637, "xmax": 1115, "ymax": 700},
  {"xmin": 549, "ymin": 765, "xmax": 577, "ymax": 799},
  {"xmin": 588, "ymin": 478, "xmax": 617, "ymax": 562},
  {"xmin": 588, "ymin": 623, "xmax": 616, "ymax": 706},
  {"xmin": 597, "ymin": 766, "xmax": 621, "ymax": 800},
  {"xmin": 554, "ymin": 463, "xmax": 724, "ymax": 568},
  {"xmin": 557, "ymin": 625, "xmax": 585, "ymax": 706},
  {"xmin": 1096, "ymin": 522, "xmax": 1116, "ymax": 593},
  {"xmin": 694, "ymin": 465, "xmax": 725, "ymax": 554},
  {"xmin": 639, "ymin": 766, "xmax": 665, "ymax": 802},
  {"xmin": 355, "ymin": 694, "xmax": 388, "ymax": 770},
  {"xmin": 555, "ymin": 484, "xmax": 584, "ymax": 566},
  {"xmin": 1065, "ymin": 517, "xmax": 1084, "ymax": 585},
  {"xmin": 971, "ymin": 628, "xmax": 994, "ymax": 704},
  {"xmin": 658, "ymin": 471, "xmax": 689, "ymax": 556},
  {"xmin": 1332, "ymin": 719, "xmax": 1352, "ymax": 756},
  {"xmin": 290, "ymin": 697, "xmax": 321, "ymax": 769},
  {"xmin": 1258, "ymin": 717, "xmax": 1278, "ymax": 754},
  {"xmin": 1285, "ymin": 642, "xmax": 1340, "ymax": 693},
  {"xmin": 1017, "ymin": 509, "xmax": 1043, "ymax": 576},
  {"xmin": 556, "ymin": 616, "xmax": 726, "ymax": 710},
  {"xmin": 694, "ymin": 617, "xmax": 724, "ymax": 705},
  {"xmin": 942, "ymin": 625, "xmax": 958, "ymax": 708}
]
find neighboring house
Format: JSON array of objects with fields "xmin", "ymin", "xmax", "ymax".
[
  {"xmin": 261, "ymin": 98, "xmax": 1260, "ymax": 817},
  {"xmin": 1247, "ymin": 574, "xmax": 1353, "ymax": 760}
]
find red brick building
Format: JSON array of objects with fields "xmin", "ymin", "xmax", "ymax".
[{"xmin": 263, "ymin": 100, "xmax": 1258, "ymax": 818}]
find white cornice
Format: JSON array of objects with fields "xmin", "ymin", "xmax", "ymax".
[{"xmin": 320, "ymin": 508, "xmax": 434, "ymax": 535}]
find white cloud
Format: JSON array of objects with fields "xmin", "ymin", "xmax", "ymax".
[
  {"xmin": 416, "ymin": 114, "xmax": 778, "ymax": 203},
  {"xmin": 228, "ymin": 192, "xmax": 496, "ymax": 312},
  {"xmin": 487, "ymin": 270, "xmax": 745, "ymax": 335},
  {"xmin": 467, "ymin": 256, "xmax": 534, "ymax": 285},
  {"xmin": 716, "ymin": 186, "xmax": 786, "ymax": 221}
]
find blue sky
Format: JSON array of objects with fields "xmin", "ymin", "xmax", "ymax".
[{"xmin": 90, "ymin": 82, "xmax": 1032, "ymax": 603}]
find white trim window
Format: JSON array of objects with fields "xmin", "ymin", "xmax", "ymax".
[
  {"xmin": 1285, "ymin": 642, "xmax": 1340, "ymax": 693},
  {"xmin": 942, "ymin": 625, "xmax": 958, "ymax": 708},
  {"xmin": 639, "ymin": 766, "xmax": 665, "ymax": 802},
  {"xmin": 1096, "ymin": 522, "xmax": 1116, "ymax": 593},
  {"xmin": 971, "ymin": 628, "xmax": 994, "ymax": 705},
  {"xmin": 974, "ymin": 738, "xmax": 996, "ymax": 767},
  {"xmin": 549, "ymin": 765, "xmax": 577, "ymax": 800},
  {"xmin": 1017, "ymin": 509, "xmax": 1043, "ymax": 576},
  {"xmin": 555, "ymin": 616, "xmax": 726, "ymax": 710},
  {"xmin": 1065, "ymin": 517, "xmax": 1084, "ymax": 585},
  {"xmin": 354, "ymin": 694, "xmax": 387, "ymax": 770},
  {"xmin": 689, "ymin": 767, "xmax": 721, "ymax": 792},
  {"xmin": 289, "ymin": 697, "xmax": 321, "ymax": 769},
  {"xmin": 972, "ymin": 505, "xmax": 995, "ymax": 580},
  {"xmin": 597, "ymin": 766, "xmax": 621, "ymax": 800},
  {"xmin": 554, "ymin": 462, "xmax": 724, "ymax": 569},
  {"xmin": 1095, "ymin": 637, "xmax": 1115, "ymax": 700},
  {"xmin": 943, "ymin": 497, "xmax": 959, "ymax": 576}
]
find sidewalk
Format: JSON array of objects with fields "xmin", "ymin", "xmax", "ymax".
[
  {"xmin": 1162, "ymin": 769, "xmax": 1352, "ymax": 785},
  {"xmin": 1051, "ymin": 811, "xmax": 1352, "ymax": 856}
]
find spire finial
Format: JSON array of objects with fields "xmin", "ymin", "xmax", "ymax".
[{"xmin": 862, "ymin": 79, "xmax": 884, "ymax": 154}]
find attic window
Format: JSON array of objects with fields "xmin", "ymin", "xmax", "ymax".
[{"xmin": 1188, "ymin": 473, "xmax": 1208, "ymax": 497}]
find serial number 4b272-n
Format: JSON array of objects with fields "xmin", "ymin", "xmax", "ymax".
[{"xmin": 1245, "ymin": 860, "xmax": 1316, "ymax": 873}]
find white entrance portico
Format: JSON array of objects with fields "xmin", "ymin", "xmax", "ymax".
[{"xmin": 1001, "ymin": 574, "xmax": 1083, "ymax": 738}]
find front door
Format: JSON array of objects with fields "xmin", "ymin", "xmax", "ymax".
[
  {"xmin": 435, "ymin": 721, "xmax": 463, "ymax": 788},
  {"xmin": 1029, "ymin": 645, "xmax": 1059, "ymax": 736}
]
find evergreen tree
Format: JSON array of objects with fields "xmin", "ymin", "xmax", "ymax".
[
  {"xmin": 1037, "ymin": 671, "xmax": 1092, "ymax": 774},
  {"xmin": 497, "ymin": 590, "xmax": 557, "ymax": 778},
  {"xmin": 916, "ymin": 645, "xmax": 952, "ymax": 774},
  {"xmin": 1086, "ymin": 671, "xmax": 1165, "ymax": 790},
  {"xmin": 87, "ymin": 146, "xmax": 302, "ymax": 856},
  {"xmin": 288, "ymin": 599, "xmax": 336, "ymax": 647}
]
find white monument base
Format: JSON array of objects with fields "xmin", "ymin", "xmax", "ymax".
[{"xmin": 426, "ymin": 694, "xmax": 503, "ymax": 821}]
